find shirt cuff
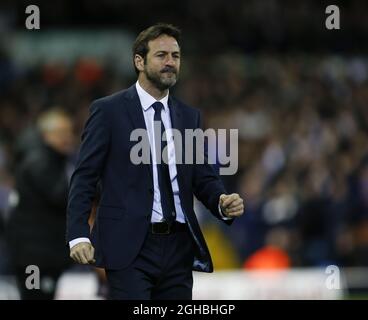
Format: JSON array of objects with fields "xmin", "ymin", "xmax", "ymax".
[
  {"xmin": 218, "ymin": 203, "xmax": 233, "ymax": 220},
  {"xmin": 69, "ymin": 237, "xmax": 91, "ymax": 249}
]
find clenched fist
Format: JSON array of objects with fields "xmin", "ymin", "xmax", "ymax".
[
  {"xmin": 70, "ymin": 242, "xmax": 96, "ymax": 264},
  {"xmin": 219, "ymin": 193, "xmax": 244, "ymax": 218}
]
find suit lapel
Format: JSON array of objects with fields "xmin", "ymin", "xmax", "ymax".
[
  {"xmin": 124, "ymin": 85, "xmax": 153, "ymax": 180},
  {"xmin": 168, "ymin": 97, "xmax": 187, "ymax": 194},
  {"xmin": 168, "ymin": 96, "xmax": 183, "ymax": 134}
]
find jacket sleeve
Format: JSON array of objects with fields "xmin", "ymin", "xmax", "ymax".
[
  {"xmin": 66, "ymin": 101, "xmax": 110, "ymax": 242},
  {"xmin": 192, "ymin": 110, "xmax": 233, "ymax": 225}
]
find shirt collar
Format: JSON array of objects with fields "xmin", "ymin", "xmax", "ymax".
[{"xmin": 135, "ymin": 81, "xmax": 169, "ymax": 112}]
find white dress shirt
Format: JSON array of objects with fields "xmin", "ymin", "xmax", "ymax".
[{"xmin": 135, "ymin": 80, "xmax": 186, "ymax": 223}]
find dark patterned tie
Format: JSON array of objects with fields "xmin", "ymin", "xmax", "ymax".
[{"xmin": 152, "ymin": 102, "xmax": 176, "ymax": 223}]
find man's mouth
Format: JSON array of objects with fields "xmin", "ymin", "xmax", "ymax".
[{"xmin": 161, "ymin": 68, "xmax": 176, "ymax": 74}]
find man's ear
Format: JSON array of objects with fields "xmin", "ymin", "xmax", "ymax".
[{"xmin": 134, "ymin": 54, "xmax": 145, "ymax": 72}]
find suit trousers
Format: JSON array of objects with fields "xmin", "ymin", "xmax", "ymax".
[{"xmin": 105, "ymin": 223, "xmax": 195, "ymax": 300}]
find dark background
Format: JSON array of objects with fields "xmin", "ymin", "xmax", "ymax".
[{"xmin": 0, "ymin": 0, "xmax": 368, "ymax": 298}]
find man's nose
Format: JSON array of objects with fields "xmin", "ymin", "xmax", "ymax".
[{"xmin": 165, "ymin": 55, "xmax": 176, "ymax": 67}]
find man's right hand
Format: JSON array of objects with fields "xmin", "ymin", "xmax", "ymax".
[{"xmin": 70, "ymin": 242, "xmax": 96, "ymax": 264}]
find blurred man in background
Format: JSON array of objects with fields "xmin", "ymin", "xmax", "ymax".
[{"xmin": 6, "ymin": 109, "xmax": 74, "ymax": 299}]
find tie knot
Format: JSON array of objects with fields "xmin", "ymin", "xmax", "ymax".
[{"xmin": 152, "ymin": 101, "xmax": 164, "ymax": 114}]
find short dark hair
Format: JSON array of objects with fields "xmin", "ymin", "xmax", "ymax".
[{"xmin": 132, "ymin": 23, "xmax": 181, "ymax": 74}]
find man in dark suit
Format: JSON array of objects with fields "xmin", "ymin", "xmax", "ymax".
[{"xmin": 67, "ymin": 23, "xmax": 244, "ymax": 300}]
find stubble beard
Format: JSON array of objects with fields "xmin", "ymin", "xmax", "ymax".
[{"xmin": 145, "ymin": 67, "xmax": 179, "ymax": 91}]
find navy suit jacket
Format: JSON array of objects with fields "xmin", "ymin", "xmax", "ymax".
[{"xmin": 66, "ymin": 84, "xmax": 232, "ymax": 272}]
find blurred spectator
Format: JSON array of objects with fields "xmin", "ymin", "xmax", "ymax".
[
  {"xmin": 243, "ymin": 228, "xmax": 292, "ymax": 270},
  {"xmin": 5, "ymin": 109, "xmax": 74, "ymax": 299}
]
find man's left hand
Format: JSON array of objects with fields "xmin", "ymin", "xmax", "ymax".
[{"xmin": 219, "ymin": 193, "xmax": 244, "ymax": 218}]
